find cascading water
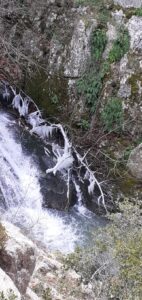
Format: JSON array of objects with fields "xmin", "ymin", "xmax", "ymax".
[
  {"xmin": 0, "ymin": 110, "xmax": 107, "ymax": 253},
  {"xmin": 0, "ymin": 111, "xmax": 77, "ymax": 252}
]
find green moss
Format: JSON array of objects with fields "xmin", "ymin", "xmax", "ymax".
[
  {"xmin": 0, "ymin": 223, "xmax": 7, "ymax": 249},
  {"xmin": 118, "ymin": 176, "xmax": 137, "ymax": 194},
  {"xmin": 25, "ymin": 70, "xmax": 69, "ymax": 120},
  {"xmin": 128, "ymin": 74, "xmax": 142, "ymax": 97}
]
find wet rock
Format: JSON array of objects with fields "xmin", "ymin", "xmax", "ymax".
[
  {"xmin": 0, "ymin": 222, "xmax": 36, "ymax": 294},
  {"xmin": 41, "ymin": 172, "xmax": 77, "ymax": 210},
  {"xmin": 0, "ymin": 268, "xmax": 21, "ymax": 300},
  {"xmin": 113, "ymin": 0, "xmax": 142, "ymax": 8},
  {"xmin": 127, "ymin": 143, "xmax": 142, "ymax": 180}
]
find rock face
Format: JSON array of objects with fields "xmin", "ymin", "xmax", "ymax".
[
  {"xmin": 0, "ymin": 268, "xmax": 21, "ymax": 300},
  {"xmin": 0, "ymin": 222, "xmax": 36, "ymax": 294},
  {"xmin": 27, "ymin": 250, "xmax": 95, "ymax": 300},
  {"xmin": 64, "ymin": 18, "xmax": 97, "ymax": 78},
  {"xmin": 127, "ymin": 16, "xmax": 142, "ymax": 53},
  {"xmin": 114, "ymin": 0, "xmax": 142, "ymax": 8},
  {"xmin": 0, "ymin": 1, "xmax": 97, "ymax": 120},
  {"xmin": 127, "ymin": 144, "xmax": 142, "ymax": 180}
]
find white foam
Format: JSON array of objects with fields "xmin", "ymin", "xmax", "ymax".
[{"xmin": 0, "ymin": 112, "xmax": 79, "ymax": 253}]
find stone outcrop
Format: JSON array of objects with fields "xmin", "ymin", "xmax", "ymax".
[
  {"xmin": 27, "ymin": 250, "xmax": 95, "ymax": 300},
  {"xmin": 114, "ymin": 0, "xmax": 142, "ymax": 8},
  {"xmin": 127, "ymin": 16, "xmax": 142, "ymax": 53},
  {"xmin": 0, "ymin": 268, "xmax": 21, "ymax": 300},
  {"xmin": 0, "ymin": 221, "xmax": 36, "ymax": 294},
  {"xmin": 64, "ymin": 18, "xmax": 97, "ymax": 78},
  {"xmin": 127, "ymin": 144, "xmax": 142, "ymax": 180}
]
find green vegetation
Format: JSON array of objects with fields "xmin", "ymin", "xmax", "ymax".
[
  {"xmin": 64, "ymin": 203, "xmax": 142, "ymax": 299},
  {"xmin": 0, "ymin": 291, "xmax": 17, "ymax": 300},
  {"xmin": 77, "ymin": 25, "xmax": 129, "ymax": 117},
  {"xmin": 0, "ymin": 223, "xmax": 7, "ymax": 249},
  {"xmin": 134, "ymin": 8, "xmax": 142, "ymax": 16},
  {"xmin": 42, "ymin": 288, "xmax": 52, "ymax": 300},
  {"xmin": 77, "ymin": 28, "xmax": 109, "ymax": 112},
  {"xmin": 77, "ymin": 119, "xmax": 90, "ymax": 130},
  {"xmin": 91, "ymin": 28, "xmax": 107, "ymax": 61},
  {"xmin": 75, "ymin": 0, "xmax": 101, "ymax": 6},
  {"xmin": 125, "ymin": 7, "xmax": 142, "ymax": 18},
  {"xmin": 108, "ymin": 28, "xmax": 130, "ymax": 63},
  {"xmin": 101, "ymin": 97, "xmax": 124, "ymax": 132}
]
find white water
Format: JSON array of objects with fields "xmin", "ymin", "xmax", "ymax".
[{"xmin": 0, "ymin": 111, "xmax": 80, "ymax": 253}]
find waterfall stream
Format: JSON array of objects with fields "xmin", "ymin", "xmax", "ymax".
[{"xmin": 0, "ymin": 110, "xmax": 107, "ymax": 253}]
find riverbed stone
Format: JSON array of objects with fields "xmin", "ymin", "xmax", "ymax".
[{"xmin": 0, "ymin": 222, "xmax": 36, "ymax": 294}]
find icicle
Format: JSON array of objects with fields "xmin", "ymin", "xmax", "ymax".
[
  {"xmin": 73, "ymin": 179, "xmax": 83, "ymax": 207},
  {"xmin": 46, "ymin": 151, "xmax": 74, "ymax": 175},
  {"xmin": 74, "ymin": 149, "xmax": 107, "ymax": 212},
  {"xmin": 3, "ymin": 84, "xmax": 10, "ymax": 102},
  {"xmin": 2, "ymin": 81, "xmax": 106, "ymax": 213},
  {"xmin": 31, "ymin": 124, "xmax": 55, "ymax": 139},
  {"xmin": 45, "ymin": 123, "xmax": 74, "ymax": 175},
  {"xmin": 12, "ymin": 94, "xmax": 21, "ymax": 111},
  {"xmin": 28, "ymin": 111, "xmax": 43, "ymax": 128},
  {"xmin": 21, "ymin": 98, "xmax": 29, "ymax": 116}
]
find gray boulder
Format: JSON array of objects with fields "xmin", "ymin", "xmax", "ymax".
[
  {"xmin": 127, "ymin": 16, "xmax": 142, "ymax": 53},
  {"xmin": 114, "ymin": 0, "xmax": 142, "ymax": 8},
  {"xmin": 0, "ymin": 268, "xmax": 21, "ymax": 299},
  {"xmin": 127, "ymin": 144, "xmax": 142, "ymax": 180},
  {"xmin": 0, "ymin": 222, "xmax": 36, "ymax": 294}
]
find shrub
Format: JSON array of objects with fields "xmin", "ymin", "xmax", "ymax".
[
  {"xmin": 134, "ymin": 8, "xmax": 142, "ymax": 16},
  {"xmin": 91, "ymin": 28, "xmax": 107, "ymax": 61},
  {"xmin": 77, "ymin": 71, "xmax": 103, "ymax": 112},
  {"xmin": 77, "ymin": 61, "xmax": 110, "ymax": 112},
  {"xmin": 108, "ymin": 28, "xmax": 130, "ymax": 63},
  {"xmin": 78, "ymin": 119, "xmax": 90, "ymax": 130},
  {"xmin": 64, "ymin": 203, "xmax": 142, "ymax": 299},
  {"xmin": 101, "ymin": 97, "xmax": 123, "ymax": 132}
]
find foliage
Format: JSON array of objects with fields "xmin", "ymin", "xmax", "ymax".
[
  {"xmin": 77, "ymin": 63, "xmax": 110, "ymax": 112},
  {"xmin": 101, "ymin": 97, "xmax": 124, "ymax": 132},
  {"xmin": 0, "ymin": 291, "xmax": 17, "ymax": 300},
  {"xmin": 64, "ymin": 203, "xmax": 142, "ymax": 299},
  {"xmin": 134, "ymin": 8, "xmax": 142, "ymax": 16},
  {"xmin": 51, "ymin": 94, "xmax": 59, "ymax": 105},
  {"xmin": 77, "ymin": 119, "xmax": 90, "ymax": 130},
  {"xmin": 75, "ymin": 0, "xmax": 100, "ymax": 6},
  {"xmin": 108, "ymin": 28, "xmax": 130, "ymax": 63},
  {"xmin": 91, "ymin": 28, "xmax": 107, "ymax": 61},
  {"xmin": 77, "ymin": 27, "xmax": 109, "ymax": 112},
  {"xmin": 0, "ymin": 223, "xmax": 7, "ymax": 249},
  {"xmin": 42, "ymin": 288, "xmax": 52, "ymax": 300},
  {"xmin": 77, "ymin": 72, "xmax": 102, "ymax": 112}
]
